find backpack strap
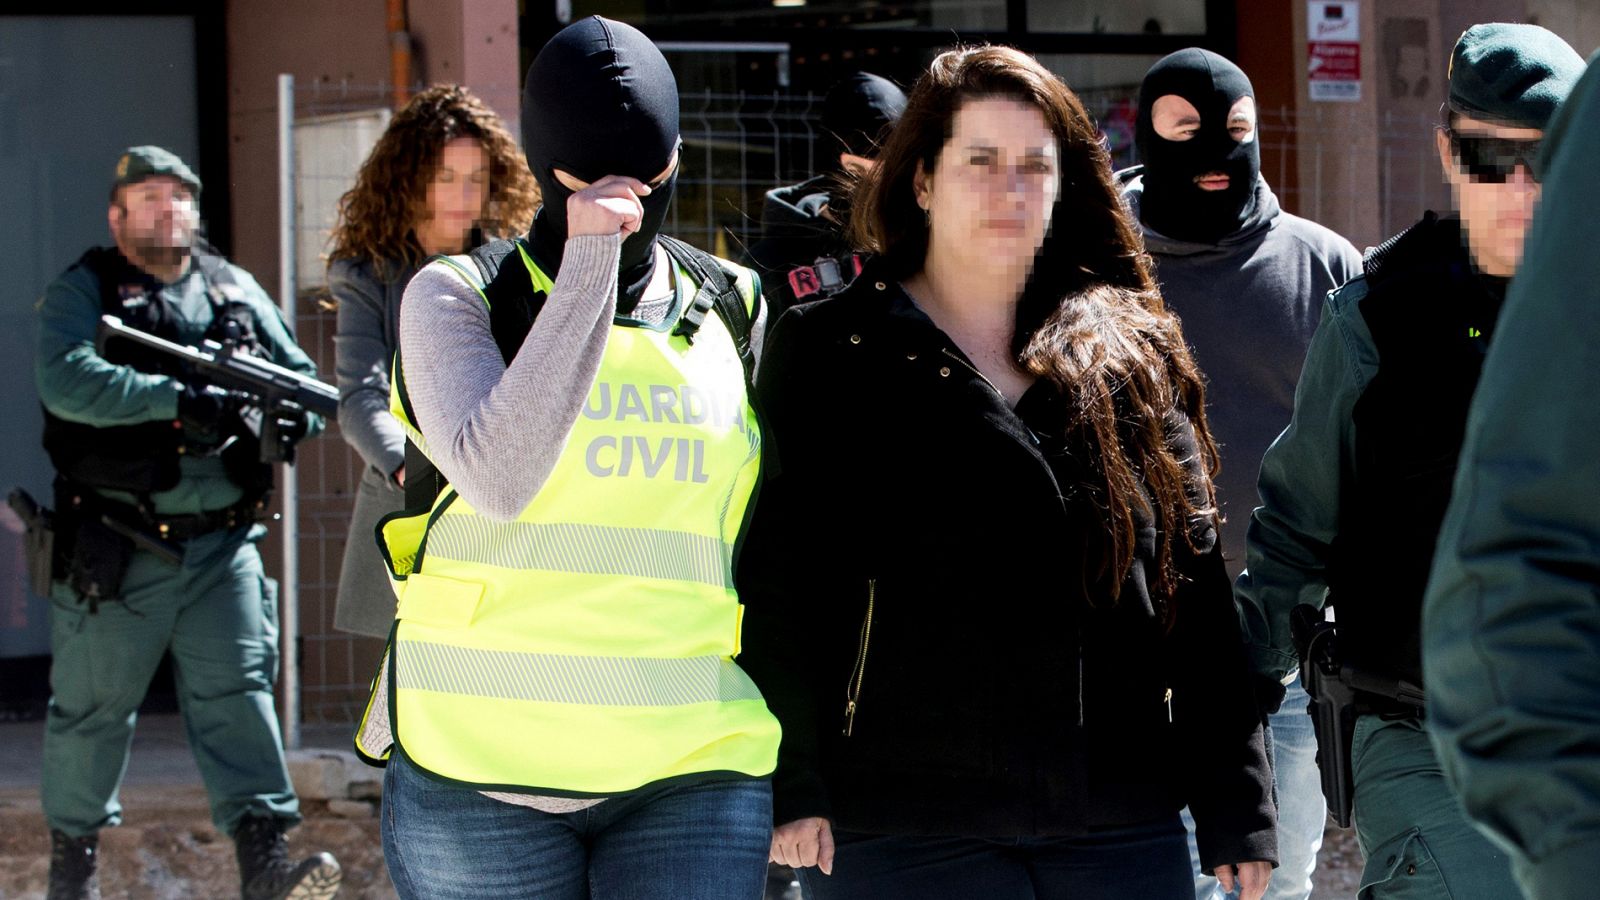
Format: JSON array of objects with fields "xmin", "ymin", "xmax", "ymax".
[
  {"xmin": 658, "ymin": 236, "xmax": 756, "ymax": 385},
  {"xmin": 467, "ymin": 238, "xmax": 514, "ymax": 286}
]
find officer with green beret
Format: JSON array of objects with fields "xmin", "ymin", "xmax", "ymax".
[
  {"xmin": 1423, "ymin": 49, "xmax": 1600, "ymax": 900},
  {"xmin": 1234, "ymin": 23, "xmax": 1585, "ymax": 899},
  {"xmin": 35, "ymin": 146, "xmax": 339, "ymax": 899}
]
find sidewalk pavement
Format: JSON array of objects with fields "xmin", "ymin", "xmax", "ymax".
[{"xmin": 0, "ymin": 713, "xmax": 395, "ymax": 899}]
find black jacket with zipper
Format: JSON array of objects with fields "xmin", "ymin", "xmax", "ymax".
[{"xmin": 736, "ymin": 264, "xmax": 1277, "ymax": 873}]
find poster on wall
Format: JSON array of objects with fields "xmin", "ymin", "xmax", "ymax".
[{"xmin": 1309, "ymin": 1, "xmax": 1361, "ymax": 101}]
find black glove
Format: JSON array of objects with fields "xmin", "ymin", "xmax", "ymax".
[
  {"xmin": 1251, "ymin": 671, "xmax": 1288, "ymax": 718},
  {"xmin": 177, "ymin": 384, "xmax": 238, "ymax": 444},
  {"xmin": 260, "ymin": 399, "xmax": 310, "ymax": 463},
  {"xmin": 270, "ymin": 399, "xmax": 309, "ymax": 442}
]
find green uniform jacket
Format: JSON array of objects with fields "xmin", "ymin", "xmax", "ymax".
[
  {"xmin": 1423, "ymin": 54, "xmax": 1600, "ymax": 900},
  {"xmin": 34, "ymin": 250, "xmax": 324, "ymax": 515},
  {"xmin": 1233, "ymin": 274, "xmax": 1379, "ymax": 685}
]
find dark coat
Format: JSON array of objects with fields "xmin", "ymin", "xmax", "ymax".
[
  {"xmin": 736, "ymin": 266, "xmax": 1277, "ymax": 873},
  {"xmin": 743, "ymin": 174, "xmax": 867, "ymax": 321}
]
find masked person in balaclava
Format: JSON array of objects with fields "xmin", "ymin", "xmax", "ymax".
[
  {"xmin": 1133, "ymin": 48, "xmax": 1261, "ymax": 244},
  {"xmin": 1234, "ymin": 23, "xmax": 1583, "ymax": 900},
  {"xmin": 358, "ymin": 16, "xmax": 780, "ymax": 899},
  {"xmin": 745, "ymin": 71, "xmax": 906, "ymax": 320},
  {"xmin": 1115, "ymin": 47, "xmax": 1363, "ymax": 900},
  {"xmin": 520, "ymin": 15, "xmax": 681, "ymax": 311}
]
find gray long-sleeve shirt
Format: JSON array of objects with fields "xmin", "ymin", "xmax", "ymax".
[
  {"xmin": 399, "ymin": 235, "xmax": 762, "ymax": 521},
  {"xmin": 1118, "ymin": 170, "xmax": 1363, "ymax": 580},
  {"xmin": 399, "ymin": 234, "xmax": 623, "ymax": 521}
]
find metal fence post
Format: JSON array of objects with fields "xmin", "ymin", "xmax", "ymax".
[{"xmin": 276, "ymin": 72, "xmax": 301, "ymax": 750}]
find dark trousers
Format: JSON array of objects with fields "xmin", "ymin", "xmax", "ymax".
[{"xmin": 798, "ymin": 815, "xmax": 1192, "ymax": 900}]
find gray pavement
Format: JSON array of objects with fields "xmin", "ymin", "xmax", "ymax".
[{"xmin": 0, "ymin": 713, "xmax": 355, "ymax": 790}]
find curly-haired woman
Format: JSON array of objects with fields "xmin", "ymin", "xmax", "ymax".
[{"xmin": 327, "ymin": 84, "xmax": 538, "ymax": 638}]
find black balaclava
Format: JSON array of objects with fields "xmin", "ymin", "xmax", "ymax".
[
  {"xmin": 819, "ymin": 72, "xmax": 906, "ymax": 223},
  {"xmin": 1135, "ymin": 48, "xmax": 1260, "ymax": 244},
  {"xmin": 821, "ymin": 72, "xmax": 907, "ymax": 164},
  {"xmin": 521, "ymin": 17, "xmax": 680, "ymax": 310}
]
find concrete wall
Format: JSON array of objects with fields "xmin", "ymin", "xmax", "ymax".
[
  {"xmin": 1293, "ymin": 0, "xmax": 1593, "ymax": 249},
  {"xmin": 1528, "ymin": 0, "xmax": 1600, "ymax": 54},
  {"xmin": 225, "ymin": 0, "xmax": 520, "ymax": 288},
  {"xmin": 1293, "ymin": 0, "xmax": 1383, "ymax": 247}
]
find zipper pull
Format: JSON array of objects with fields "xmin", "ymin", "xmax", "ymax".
[
  {"xmin": 1164, "ymin": 687, "xmax": 1174, "ymax": 724},
  {"xmin": 843, "ymin": 579, "xmax": 875, "ymax": 737}
]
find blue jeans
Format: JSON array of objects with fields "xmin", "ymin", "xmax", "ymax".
[
  {"xmin": 797, "ymin": 815, "xmax": 1191, "ymax": 900},
  {"xmin": 382, "ymin": 750, "xmax": 772, "ymax": 899},
  {"xmin": 1186, "ymin": 675, "xmax": 1325, "ymax": 900}
]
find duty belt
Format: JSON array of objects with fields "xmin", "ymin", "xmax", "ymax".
[
  {"xmin": 148, "ymin": 502, "xmax": 266, "ymax": 541},
  {"xmin": 62, "ymin": 483, "xmax": 267, "ymax": 544}
]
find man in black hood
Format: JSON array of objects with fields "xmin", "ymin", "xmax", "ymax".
[
  {"xmin": 745, "ymin": 72, "xmax": 905, "ymax": 319},
  {"xmin": 1115, "ymin": 47, "xmax": 1362, "ymax": 900}
]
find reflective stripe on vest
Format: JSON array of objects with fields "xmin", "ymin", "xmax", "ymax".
[
  {"xmin": 423, "ymin": 518, "xmax": 738, "ymax": 588},
  {"xmin": 357, "ymin": 245, "xmax": 777, "ymax": 795},
  {"xmin": 395, "ymin": 642, "xmax": 765, "ymax": 706}
]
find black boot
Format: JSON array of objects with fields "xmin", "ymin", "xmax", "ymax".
[
  {"xmin": 47, "ymin": 829, "xmax": 101, "ymax": 900},
  {"xmin": 232, "ymin": 814, "xmax": 341, "ymax": 900}
]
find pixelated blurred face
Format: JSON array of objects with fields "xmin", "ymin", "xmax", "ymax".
[
  {"xmin": 416, "ymin": 136, "xmax": 490, "ymax": 255},
  {"xmin": 1151, "ymin": 94, "xmax": 1256, "ymax": 191},
  {"xmin": 915, "ymin": 97, "xmax": 1060, "ymax": 274},
  {"xmin": 110, "ymin": 175, "xmax": 197, "ymax": 254},
  {"xmin": 1436, "ymin": 114, "xmax": 1542, "ymax": 277}
]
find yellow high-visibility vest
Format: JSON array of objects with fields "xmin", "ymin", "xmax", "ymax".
[{"xmin": 356, "ymin": 241, "xmax": 779, "ymax": 796}]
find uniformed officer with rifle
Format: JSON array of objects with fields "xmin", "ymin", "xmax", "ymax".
[{"xmin": 27, "ymin": 146, "xmax": 340, "ymax": 900}]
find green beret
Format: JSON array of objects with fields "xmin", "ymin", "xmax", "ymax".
[
  {"xmin": 111, "ymin": 146, "xmax": 202, "ymax": 201},
  {"xmin": 1448, "ymin": 24, "xmax": 1585, "ymax": 130}
]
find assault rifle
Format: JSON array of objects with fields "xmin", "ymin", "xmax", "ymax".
[
  {"xmin": 96, "ymin": 314, "xmax": 337, "ymax": 463},
  {"xmin": 1290, "ymin": 603, "xmax": 1426, "ymax": 827}
]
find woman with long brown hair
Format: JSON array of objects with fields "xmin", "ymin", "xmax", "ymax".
[
  {"xmin": 739, "ymin": 46, "xmax": 1276, "ymax": 898},
  {"xmin": 327, "ymin": 84, "xmax": 538, "ymax": 638}
]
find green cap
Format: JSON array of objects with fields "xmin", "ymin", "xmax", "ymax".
[
  {"xmin": 111, "ymin": 146, "xmax": 202, "ymax": 200},
  {"xmin": 1448, "ymin": 23, "xmax": 1585, "ymax": 130}
]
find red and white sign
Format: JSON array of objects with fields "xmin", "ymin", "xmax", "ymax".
[{"xmin": 1308, "ymin": 1, "xmax": 1361, "ymax": 102}]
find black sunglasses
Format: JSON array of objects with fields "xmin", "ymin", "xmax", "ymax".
[{"xmin": 1447, "ymin": 129, "xmax": 1543, "ymax": 183}]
